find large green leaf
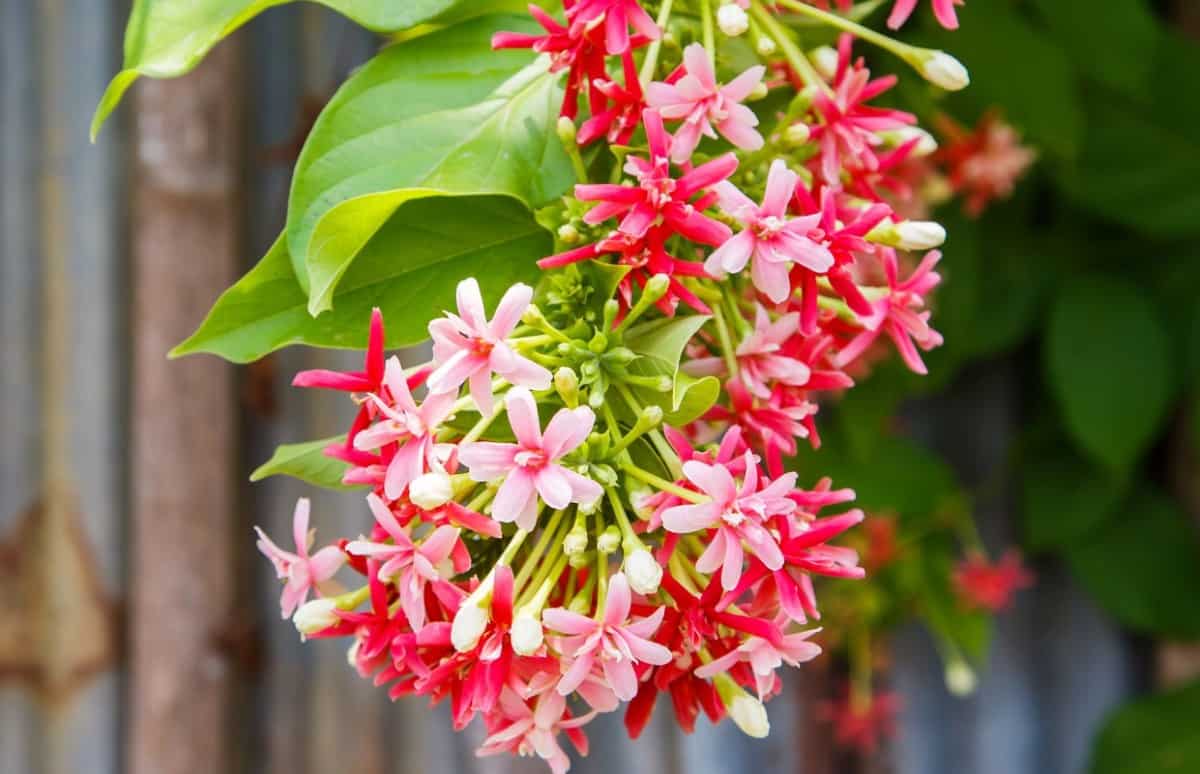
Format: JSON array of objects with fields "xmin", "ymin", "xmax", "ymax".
[
  {"xmin": 1090, "ymin": 680, "xmax": 1200, "ymax": 774},
  {"xmin": 288, "ymin": 16, "xmax": 573, "ymax": 313},
  {"xmin": 250, "ymin": 435, "xmax": 359, "ymax": 491},
  {"xmin": 1020, "ymin": 446, "xmax": 1126, "ymax": 552},
  {"xmin": 1031, "ymin": 0, "xmax": 1159, "ymax": 97},
  {"xmin": 90, "ymin": 0, "xmax": 523, "ymax": 139},
  {"xmin": 625, "ymin": 316, "xmax": 720, "ymax": 425},
  {"xmin": 1045, "ymin": 278, "xmax": 1173, "ymax": 471},
  {"xmin": 1067, "ymin": 492, "xmax": 1200, "ymax": 639},
  {"xmin": 172, "ymin": 195, "xmax": 548, "ymax": 362}
]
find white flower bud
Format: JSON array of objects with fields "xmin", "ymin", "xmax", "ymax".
[
  {"xmin": 409, "ymin": 471, "xmax": 453, "ymax": 510},
  {"xmin": 564, "ymin": 527, "xmax": 589, "ymax": 556},
  {"xmin": 624, "ymin": 548, "xmax": 663, "ymax": 595},
  {"xmin": 717, "ymin": 3, "xmax": 750, "ymax": 37},
  {"xmin": 451, "ymin": 603, "xmax": 489, "ymax": 652},
  {"xmin": 747, "ymin": 81, "xmax": 769, "ymax": 101},
  {"xmin": 783, "ymin": 122, "xmax": 811, "ymax": 147},
  {"xmin": 346, "ymin": 636, "xmax": 362, "ymax": 670},
  {"xmin": 811, "ymin": 46, "xmax": 839, "ymax": 82},
  {"xmin": 557, "ymin": 223, "xmax": 580, "ymax": 244},
  {"xmin": 920, "ymin": 51, "xmax": 970, "ymax": 91},
  {"xmin": 883, "ymin": 126, "xmax": 938, "ymax": 156},
  {"xmin": 293, "ymin": 598, "xmax": 339, "ymax": 636},
  {"xmin": 729, "ymin": 695, "xmax": 771, "ymax": 738},
  {"xmin": 894, "ymin": 220, "xmax": 946, "ymax": 250},
  {"xmin": 511, "ymin": 613, "xmax": 545, "ymax": 656},
  {"xmin": 755, "ymin": 36, "xmax": 777, "ymax": 56},
  {"xmin": 945, "ymin": 660, "xmax": 978, "ymax": 696},
  {"xmin": 597, "ymin": 527, "xmax": 621, "ymax": 554}
]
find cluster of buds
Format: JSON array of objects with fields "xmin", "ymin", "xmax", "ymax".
[{"xmin": 253, "ymin": 1, "xmax": 1000, "ymax": 770}]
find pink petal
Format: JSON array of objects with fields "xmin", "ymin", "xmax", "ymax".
[
  {"xmin": 459, "ymin": 441, "xmax": 518, "ymax": 481},
  {"xmin": 307, "ymin": 545, "xmax": 346, "ymax": 582},
  {"xmin": 721, "ymin": 531, "xmax": 745, "ymax": 590},
  {"xmin": 455, "ymin": 277, "xmax": 488, "ymax": 332},
  {"xmin": 682, "ymin": 460, "xmax": 737, "ymax": 503},
  {"xmin": 291, "ymin": 497, "xmax": 312, "ymax": 554},
  {"xmin": 493, "ymin": 470, "xmax": 537, "ymax": 525},
  {"xmin": 493, "ymin": 347, "xmax": 552, "ymax": 391},
  {"xmin": 490, "ymin": 282, "xmax": 531, "ymax": 337},
  {"xmin": 535, "ymin": 465, "xmax": 573, "ymax": 510},
  {"xmin": 721, "ymin": 65, "xmax": 766, "ymax": 102},
  {"xmin": 557, "ymin": 651, "xmax": 596, "ymax": 696},
  {"xmin": 543, "ymin": 607, "xmax": 599, "ymax": 637},
  {"xmin": 682, "ymin": 43, "xmax": 717, "ymax": 91},
  {"xmin": 602, "ymin": 657, "xmax": 639, "ymax": 702},
  {"xmin": 427, "ymin": 348, "xmax": 482, "ymax": 396},
  {"xmin": 604, "ymin": 573, "xmax": 632, "ymax": 627},
  {"xmin": 384, "ymin": 437, "xmax": 426, "ymax": 500},
  {"xmin": 469, "ymin": 368, "xmax": 494, "ymax": 417},
  {"xmin": 366, "ymin": 492, "xmax": 406, "ymax": 540},
  {"xmin": 419, "ymin": 525, "xmax": 460, "ymax": 565},
  {"xmin": 542, "ymin": 406, "xmax": 595, "ymax": 459},
  {"xmin": 561, "ymin": 469, "xmax": 603, "ymax": 506},
  {"xmin": 751, "ymin": 252, "xmax": 793, "ymax": 303},
  {"xmin": 761, "ymin": 160, "xmax": 799, "ymax": 217},
  {"xmin": 661, "ymin": 501, "xmax": 720, "ymax": 534},
  {"xmin": 504, "ymin": 387, "xmax": 542, "ymax": 449}
]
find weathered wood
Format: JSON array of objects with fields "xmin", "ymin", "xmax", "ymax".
[{"xmin": 128, "ymin": 39, "xmax": 242, "ymax": 774}]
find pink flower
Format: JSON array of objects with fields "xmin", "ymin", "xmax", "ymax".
[
  {"xmin": 543, "ymin": 573, "xmax": 673, "ymax": 701},
  {"xmin": 577, "ymin": 50, "xmax": 645, "ymax": 146},
  {"xmin": 255, "ymin": 498, "xmax": 346, "ymax": 618},
  {"xmin": 953, "ymin": 549, "xmax": 1033, "ymax": 612},
  {"xmin": 427, "ymin": 278, "xmax": 552, "ymax": 415},
  {"xmin": 646, "ymin": 44, "xmax": 765, "ymax": 163},
  {"xmin": 568, "ymin": 0, "xmax": 661, "ymax": 55},
  {"xmin": 660, "ymin": 453, "xmax": 796, "ymax": 590},
  {"xmin": 707, "ymin": 160, "xmax": 834, "ymax": 303},
  {"xmin": 576, "ymin": 109, "xmax": 735, "ymax": 246},
  {"xmin": 346, "ymin": 493, "xmax": 464, "ymax": 629},
  {"xmin": 809, "ymin": 36, "xmax": 915, "ymax": 186},
  {"xmin": 887, "ymin": 0, "xmax": 963, "ymax": 30},
  {"xmin": 353, "ymin": 356, "xmax": 456, "ymax": 500},
  {"xmin": 834, "ymin": 250, "xmax": 943, "ymax": 375},
  {"xmin": 459, "ymin": 388, "xmax": 602, "ymax": 530},
  {"xmin": 936, "ymin": 112, "xmax": 1036, "ymax": 216},
  {"xmin": 476, "ymin": 682, "xmax": 594, "ymax": 774},
  {"xmin": 821, "ymin": 689, "xmax": 901, "ymax": 754},
  {"xmin": 695, "ymin": 619, "xmax": 822, "ymax": 698},
  {"xmin": 687, "ymin": 306, "xmax": 812, "ymax": 398}
]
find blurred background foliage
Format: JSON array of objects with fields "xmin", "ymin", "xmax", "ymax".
[{"xmin": 800, "ymin": 0, "xmax": 1200, "ymax": 768}]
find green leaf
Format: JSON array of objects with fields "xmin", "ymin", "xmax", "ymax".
[
  {"xmin": 1067, "ymin": 491, "xmax": 1200, "ymax": 638},
  {"xmin": 287, "ymin": 17, "xmax": 573, "ymax": 312},
  {"xmin": 919, "ymin": 2, "xmax": 1083, "ymax": 159},
  {"xmin": 91, "ymin": 0, "xmax": 524, "ymax": 139},
  {"xmin": 1090, "ymin": 679, "xmax": 1200, "ymax": 774},
  {"xmin": 250, "ymin": 435, "xmax": 358, "ymax": 491},
  {"xmin": 919, "ymin": 548, "xmax": 992, "ymax": 663},
  {"xmin": 1031, "ymin": 0, "xmax": 1160, "ymax": 97},
  {"xmin": 1045, "ymin": 277, "xmax": 1173, "ymax": 470},
  {"xmin": 1020, "ymin": 446, "xmax": 1126, "ymax": 552},
  {"xmin": 172, "ymin": 195, "xmax": 548, "ymax": 362},
  {"xmin": 623, "ymin": 315, "xmax": 720, "ymax": 424}
]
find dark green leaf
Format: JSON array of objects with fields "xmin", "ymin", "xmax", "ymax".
[
  {"xmin": 1090, "ymin": 679, "xmax": 1200, "ymax": 774},
  {"xmin": 1021, "ymin": 447, "xmax": 1126, "ymax": 552},
  {"xmin": 250, "ymin": 435, "xmax": 358, "ymax": 491},
  {"xmin": 1045, "ymin": 277, "xmax": 1173, "ymax": 470},
  {"xmin": 1067, "ymin": 491, "xmax": 1200, "ymax": 638},
  {"xmin": 1031, "ymin": 0, "xmax": 1160, "ymax": 96},
  {"xmin": 288, "ymin": 17, "xmax": 573, "ymax": 312},
  {"xmin": 172, "ymin": 195, "xmax": 547, "ymax": 362},
  {"xmin": 91, "ymin": 0, "xmax": 525, "ymax": 138},
  {"xmin": 623, "ymin": 316, "xmax": 720, "ymax": 424}
]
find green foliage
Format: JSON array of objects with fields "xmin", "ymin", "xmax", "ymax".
[
  {"xmin": 1031, "ymin": 0, "xmax": 1159, "ymax": 97},
  {"xmin": 250, "ymin": 435, "xmax": 358, "ymax": 491},
  {"xmin": 287, "ymin": 16, "xmax": 574, "ymax": 312},
  {"xmin": 172, "ymin": 196, "xmax": 547, "ymax": 362},
  {"xmin": 1067, "ymin": 492, "xmax": 1200, "ymax": 639},
  {"xmin": 1020, "ymin": 442, "xmax": 1126, "ymax": 553},
  {"xmin": 1090, "ymin": 679, "xmax": 1200, "ymax": 774},
  {"xmin": 91, "ymin": 0, "xmax": 524, "ymax": 138},
  {"xmin": 624, "ymin": 316, "xmax": 721, "ymax": 425},
  {"xmin": 1045, "ymin": 277, "xmax": 1173, "ymax": 471}
]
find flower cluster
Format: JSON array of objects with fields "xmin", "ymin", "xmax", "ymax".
[{"xmin": 253, "ymin": 2, "xmax": 997, "ymax": 770}]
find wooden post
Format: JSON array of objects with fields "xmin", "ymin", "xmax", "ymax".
[{"xmin": 128, "ymin": 41, "xmax": 242, "ymax": 774}]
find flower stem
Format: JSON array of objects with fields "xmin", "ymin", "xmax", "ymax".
[
  {"xmin": 514, "ymin": 508, "xmax": 569, "ymax": 590},
  {"xmin": 776, "ymin": 0, "xmax": 915, "ymax": 63},
  {"xmin": 701, "ymin": 0, "xmax": 716, "ymax": 66},
  {"xmin": 621, "ymin": 463, "xmax": 709, "ymax": 504},
  {"xmin": 750, "ymin": 0, "xmax": 829, "ymax": 94},
  {"xmin": 639, "ymin": 0, "xmax": 677, "ymax": 86},
  {"xmin": 712, "ymin": 303, "xmax": 740, "ymax": 377}
]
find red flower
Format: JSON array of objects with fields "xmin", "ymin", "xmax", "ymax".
[{"xmin": 953, "ymin": 550, "xmax": 1033, "ymax": 612}]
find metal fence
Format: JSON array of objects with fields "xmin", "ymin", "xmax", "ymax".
[{"xmin": 0, "ymin": 3, "xmax": 1145, "ymax": 773}]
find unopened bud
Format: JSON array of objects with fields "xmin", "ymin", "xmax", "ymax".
[
  {"xmin": 783, "ymin": 122, "xmax": 811, "ymax": 148},
  {"xmin": 755, "ymin": 36, "xmax": 776, "ymax": 57},
  {"xmin": 883, "ymin": 126, "xmax": 938, "ymax": 156},
  {"xmin": 451, "ymin": 602, "xmax": 489, "ymax": 652},
  {"xmin": 557, "ymin": 223, "xmax": 581, "ymax": 244},
  {"xmin": 747, "ymin": 81, "xmax": 769, "ymax": 101},
  {"xmin": 556, "ymin": 115, "xmax": 578, "ymax": 146},
  {"xmin": 511, "ymin": 613, "xmax": 545, "ymax": 655},
  {"xmin": 293, "ymin": 598, "xmax": 339, "ymax": 636},
  {"xmin": 564, "ymin": 525, "xmax": 589, "ymax": 556},
  {"xmin": 409, "ymin": 471, "xmax": 453, "ymax": 510},
  {"xmin": 811, "ymin": 46, "xmax": 838, "ymax": 81},
  {"xmin": 624, "ymin": 548, "xmax": 663, "ymax": 595},
  {"xmin": 729, "ymin": 695, "xmax": 770, "ymax": 738},
  {"xmin": 894, "ymin": 220, "xmax": 946, "ymax": 250},
  {"xmin": 945, "ymin": 660, "xmax": 978, "ymax": 696},
  {"xmin": 555, "ymin": 367, "xmax": 580, "ymax": 407},
  {"xmin": 717, "ymin": 3, "xmax": 749, "ymax": 36},
  {"xmin": 598, "ymin": 526, "xmax": 622, "ymax": 554},
  {"xmin": 643, "ymin": 274, "xmax": 671, "ymax": 303},
  {"xmin": 919, "ymin": 50, "xmax": 969, "ymax": 91}
]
